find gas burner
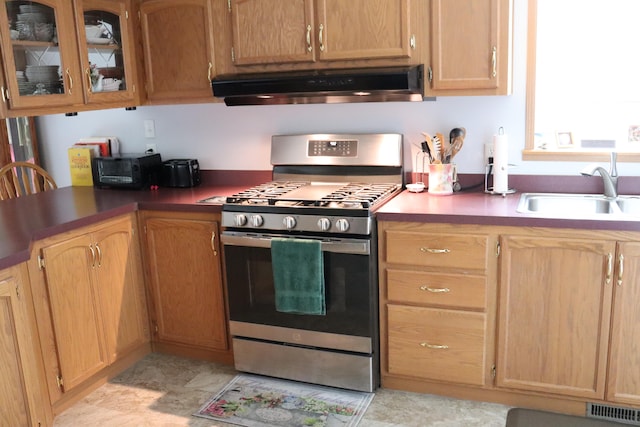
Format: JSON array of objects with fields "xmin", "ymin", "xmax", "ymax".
[
  {"xmin": 320, "ymin": 182, "xmax": 400, "ymax": 208},
  {"xmin": 221, "ymin": 133, "xmax": 404, "ymax": 234}
]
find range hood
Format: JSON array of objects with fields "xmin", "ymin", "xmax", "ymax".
[{"xmin": 212, "ymin": 65, "xmax": 424, "ymax": 106}]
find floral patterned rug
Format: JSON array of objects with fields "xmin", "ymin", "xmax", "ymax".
[{"xmin": 193, "ymin": 374, "xmax": 374, "ymax": 427}]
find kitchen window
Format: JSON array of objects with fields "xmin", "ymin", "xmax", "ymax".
[{"xmin": 523, "ymin": 0, "xmax": 640, "ymax": 162}]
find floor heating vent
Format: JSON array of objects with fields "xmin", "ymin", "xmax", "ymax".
[{"xmin": 587, "ymin": 403, "xmax": 640, "ymax": 425}]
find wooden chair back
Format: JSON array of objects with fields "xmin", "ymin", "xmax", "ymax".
[{"xmin": 0, "ymin": 161, "xmax": 57, "ymax": 200}]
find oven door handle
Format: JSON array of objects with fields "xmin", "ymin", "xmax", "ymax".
[{"xmin": 221, "ymin": 232, "xmax": 370, "ymax": 255}]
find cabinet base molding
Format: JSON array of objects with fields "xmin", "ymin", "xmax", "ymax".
[
  {"xmin": 52, "ymin": 344, "xmax": 151, "ymax": 416},
  {"xmin": 381, "ymin": 376, "xmax": 587, "ymax": 416},
  {"xmin": 152, "ymin": 342, "xmax": 234, "ymax": 366}
]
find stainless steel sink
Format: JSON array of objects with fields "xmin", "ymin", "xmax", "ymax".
[
  {"xmin": 517, "ymin": 193, "xmax": 622, "ymax": 216},
  {"xmin": 615, "ymin": 196, "xmax": 640, "ymax": 215}
]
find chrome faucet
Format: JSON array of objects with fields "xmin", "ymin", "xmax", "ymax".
[{"xmin": 580, "ymin": 152, "xmax": 618, "ymax": 198}]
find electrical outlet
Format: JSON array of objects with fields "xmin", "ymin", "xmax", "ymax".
[
  {"xmin": 145, "ymin": 143, "xmax": 157, "ymax": 153},
  {"xmin": 144, "ymin": 119, "xmax": 155, "ymax": 138},
  {"xmin": 484, "ymin": 142, "xmax": 494, "ymax": 162}
]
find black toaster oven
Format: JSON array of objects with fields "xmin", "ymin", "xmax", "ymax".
[{"xmin": 92, "ymin": 153, "xmax": 162, "ymax": 189}]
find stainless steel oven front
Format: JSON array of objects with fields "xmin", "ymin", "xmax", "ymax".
[{"xmin": 221, "ymin": 230, "xmax": 379, "ymax": 392}]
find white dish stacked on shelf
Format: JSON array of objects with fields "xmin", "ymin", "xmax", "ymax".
[
  {"xmin": 23, "ymin": 65, "xmax": 61, "ymax": 95},
  {"xmin": 25, "ymin": 65, "xmax": 59, "ymax": 83},
  {"xmin": 16, "ymin": 70, "xmax": 34, "ymax": 95},
  {"xmin": 15, "ymin": 4, "xmax": 54, "ymax": 41}
]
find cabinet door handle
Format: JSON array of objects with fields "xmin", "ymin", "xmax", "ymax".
[
  {"xmin": 306, "ymin": 24, "xmax": 312, "ymax": 52},
  {"xmin": 95, "ymin": 243, "xmax": 102, "ymax": 267},
  {"xmin": 318, "ymin": 24, "xmax": 324, "ymax": 52},
  {"xmin": 617, "ymin": 253, "xmax": 624, "ymax": 286},
  {"xmin": 420, "ymin": 247, "xmax": 450, "ymax": 254},
  {"xmin": 420, "ymin": 286, "xmax": 450, "ymax": 293},
  {"xmin": 420, "ymin": 342, "xmax": 449, "ymax": 349},
  {"xmin": 606, "ymin": 253, "xmax": 613, "ymax": 284},
  {"xmin": 85, "ymin": 68, "xmax": 93, "ymax": 93},
  {"xmin": 66, "ymin": 68, "xmax": 73, "ymax": 94},
  {"xmin": 211, "ymin": 231, "xmax": 218, "ymax": 256},
  {"xmin": 207, "ymin": 62, "xmax": 213, "ymax": 82},
  {"xmin": 491, "ymin": 46, "xmax": 497, "ymax": 78},
  {"xmin": 88, "ymin": 244, "xmax": 96, "ymax": 267},
  {"xmin": 0, "ymin": 86, "xmax": 5, "ymax": 103}
]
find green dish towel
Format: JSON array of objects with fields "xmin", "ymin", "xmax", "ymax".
[{"xmin": 271, "ymin": 238, "xmax": 326, "ymax": 315}]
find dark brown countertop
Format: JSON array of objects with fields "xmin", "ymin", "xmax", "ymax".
[
  {"xmin": 4, "ymin": 171, "xmax": 640, "ymax": 270},
  {"xmin": 0, "ymin": 170, "xmax": 271, "ymax": 270},
  {"xmin": 377, "ymin": 189, "xmax": 640, "ymax": 232}
]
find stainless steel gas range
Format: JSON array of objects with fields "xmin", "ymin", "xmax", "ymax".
[{"xmin": 220, "ymin": 133, "xmax": 403, "ymax": 392}]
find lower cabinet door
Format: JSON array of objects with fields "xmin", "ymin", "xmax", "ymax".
[
  {"xmin": 143, "ymin": 211, "xmax": 228, "ymax": 351},
  {"xmin": 387, "ymin": 304, "xmax": 486, "ymax": 386},
  {"xmin": 0, "ymin": 264, "xmax": 52, "ymax": 427}
]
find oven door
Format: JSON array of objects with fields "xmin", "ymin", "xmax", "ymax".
[{"xmin": 222, "ymin": 231, "xmax": 377, "ymax": 353}]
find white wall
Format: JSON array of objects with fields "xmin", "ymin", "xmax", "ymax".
[{"xmin": 36, "ymin": 0, "xmax": 633, "ymax": 188}]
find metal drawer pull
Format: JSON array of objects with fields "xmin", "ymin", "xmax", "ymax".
[
  {"xmin": 85, "ymin": 68, "xmax": 92, "ymax": 93},
  {"xmin": 66, "ymin": 68, "xmax": 73, "ymax": 93},
  {"xmin": 95, "ymin": 243, "xmax": 102, "ymax": 267},
  {"xmin": 491, "ymin": 46, "xmax": 497, "ymax": 77},
  {"xmin": 420, "ymin": 342, "xmax": 449, "ymax": 349},
  {"xmin": 420, "ymin": 247, "xmax": 450, "ymax": 254},
  {"xmin": 606, "ymin": 253, "xmax": 613, "ymax": 284},
  {"xmin": 211, "ymin": 231, "xmax": 218, "ymax": 256},
  {"xmin": 88, "ymin": 245, "xmax": 96, "ymax": 267},
  {"xmin": 617, "ymin": 253, "xmax": 624, "ymax": 286},
  {"xmin": 318, "ymin": 24, "xmax": 324, "ymax": 52},
  {"xmin": 420, "ymin": 286, "xmax": 450, "ymax": 293},
  {"xmin": 306, "ymin": 24, "xmax": 312, "ymax": 52}
]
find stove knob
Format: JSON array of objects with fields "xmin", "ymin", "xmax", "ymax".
[
  {"xmin": 234, "ymin": 214, "xmax": 247, "ymax": 227},
  {"xmin": 283, "ymin": 216, "xmax": 297, "ymax": 229},
  {"xmin": 317, "ymin": 217, "xmax": 331, "ymax": 232},
  {"xmin": 335, "ymin": 218, "xmax": 350, "ymax": 232},
  {"xmin": 250, "ymin": 214, "xmax": 264, "ymax": 227}
]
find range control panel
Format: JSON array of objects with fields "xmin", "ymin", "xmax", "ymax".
[{"xmin": 308, "ymin": 139, "xmax": 358, "ymax": 157}]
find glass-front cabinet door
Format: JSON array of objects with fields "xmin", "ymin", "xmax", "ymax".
[
  {"xmin": 73, "ymin": 0, "xmax": 138, "ymax": 105},
  {"xmin": 0, "ymin": 0, "xmax": 83, "ymax": 109}
]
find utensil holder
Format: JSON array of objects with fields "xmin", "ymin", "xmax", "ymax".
[{"xmin": 428, "ymin": 163, "xmax": 454, "ymax": 195}]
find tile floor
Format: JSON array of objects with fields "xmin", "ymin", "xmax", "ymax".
[{"xmin": 53, "ymin": 353, "xmax": 511, "ymax": 427}]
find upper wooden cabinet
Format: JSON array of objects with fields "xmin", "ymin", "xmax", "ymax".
[
  {"xmin": 426, "ymin": 0, "xmax": 512, "ymax": 95},
  {"xmin": 0, "ymin": 0, "xmax": 84, "ymax": 111},
  {"xmin": 0, "ymin": 0, "xmax": 139, "ymax": 116},
  {"xmin": 224, "ymin": 0, "xmax": 425, "ymax": 72},
  {"xmin": 139, "ymin": 0, "xmax": 216, "ymax": 104},
  {"xmin": 73, "ymin": 0, "xmax": 141, "ymax": 105}
]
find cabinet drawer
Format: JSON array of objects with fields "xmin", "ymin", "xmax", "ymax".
[
  {"xmin": 387, "ymin": 304, "xmax": 486, "ymax": 386},
  {"xmin": 386, "ymin": 269, "xmax": 486, "ymax": 310},
  {"xmin": 385, "ymin": 231, "xmax": 488, "ymax": 270}
]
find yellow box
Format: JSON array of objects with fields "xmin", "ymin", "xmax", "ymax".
[{"xmin": 68, "ymin": 146, "xmax": 95, "ymax": 186}]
